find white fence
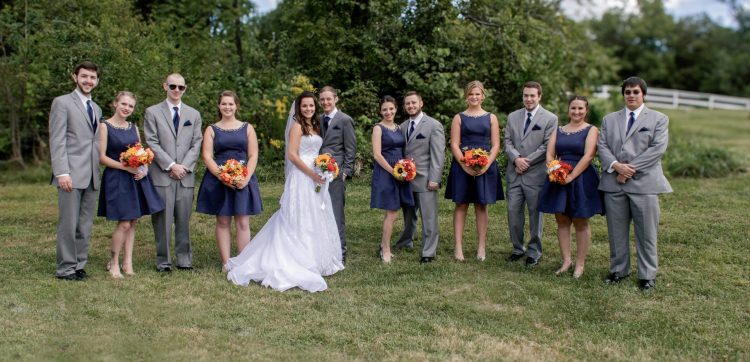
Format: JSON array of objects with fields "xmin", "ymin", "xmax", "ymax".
[{"xmin": 593, "ymin": 85, "xmax": 750, "ymax": 110}]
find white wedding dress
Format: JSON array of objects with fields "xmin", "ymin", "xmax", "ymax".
[{"xmin": 226, "ymin": 134, "xmax": 344, "ymax": 292}]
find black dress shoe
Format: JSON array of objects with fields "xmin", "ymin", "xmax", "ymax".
[
  {"xmin": 507, "ymin": 253, "xmax": 524, "ymax": 262},
  {"xmin": 176, "ymin": 266, "xmax": 193, "ymax": 270},
  {"xmin": 156, "ymin": 266, "xmax": 172, "ymax": 273},
  {"xmin": 525, "ymin": 256, "xmax": 540, "ymax": 267},
  {"xmin": 638, "ymin": 279, "xmax": 655, "ymax": 291},
  {"xmin": 603, "ymin": 273, "xmax": 629, "ymax": 284},
  {"xmin": 75, "ymin": 269, "xmax": 88, "ymax": 279},
  {"xmin": 420, "ymin": 256, "xmax": 434, "ymax": 264},
  {"xmin": 57, "ymin": 273, "xmax": 82, "ymax": 281}
]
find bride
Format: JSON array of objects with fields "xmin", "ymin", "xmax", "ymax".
[{"xmin": 226, "ymin": 91, "xmax": 344, "ymax": 292}]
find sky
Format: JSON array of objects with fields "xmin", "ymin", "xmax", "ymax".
[{"xmin": 251, "ymin": 0, "xmax": 745, "ymax": 28}]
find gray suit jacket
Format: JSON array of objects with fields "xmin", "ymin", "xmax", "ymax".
[
  {"xmin": 598, "ymin": 106, "xmax": 672, "ymax": 194},
  {"xmin": 321, "ymin": 110, "xmax": 357, "ymax": 177},
  {"xmin": 49, "ymin": 91, "xmax": 102, "ymax": 190},
  {"xmin": 143, "ymin": 101, "xmax": 203, "ymax": 187},
  {"xmin": 400, "ymin": 114, "xmax": 446, "ymax": 193},
  {"xmin": 503, "ymin": 106, "xmax": 558, "ymax": 186}
]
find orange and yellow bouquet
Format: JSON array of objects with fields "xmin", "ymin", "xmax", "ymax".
[
  {"xmin": 462, "ymin": 147, "xmax": 489, "ymax": 172},
  {"xmin": 392, "ymin": 158, "xmax": 417, "ymax": 182},
  {"xmin": 120, "ymin": 143, "xmax": 154, "ymax": 168},
  {"xmin": 217, "ymin": 159, "xmax": 248, "ymax": 187},
  {"xmin": 547, "ymin": 159, "xmax": 573, "ymax": 184},
  {"xmin": 313, "ymin": 153, "xmax": 339, "ymax": 192}
]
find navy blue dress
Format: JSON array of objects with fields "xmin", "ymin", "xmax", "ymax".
[
  {"xmin": 370, "ymin": 124, "xmax": 415, "ymax": 211},
  {"xmin": 196, "ymin": 123, "xmax": 263, "ymax": 216},
  {"xmin": 538, "ymin": 125, "xmax": 604, "ymax": 218},
  {"xmin": 97, "ymin": 122, "xmax": 165, "ymax": 221},
  {"xmin": 444, "ymin": 112, "xmax": 504, "ymax": 204}
]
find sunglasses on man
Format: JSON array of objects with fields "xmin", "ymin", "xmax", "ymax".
[{"xmin": 168, "ymin": 84, "xmax": 186, "ymax": 91}]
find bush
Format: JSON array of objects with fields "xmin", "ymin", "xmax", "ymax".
[{"xmin": 664, "ymin": 138, "xmax": 744, "ymax": 178}]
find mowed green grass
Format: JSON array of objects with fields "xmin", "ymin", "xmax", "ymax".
[{"xmin": 0, "ymin": 109, "xmax": 748, "ymax": 360}]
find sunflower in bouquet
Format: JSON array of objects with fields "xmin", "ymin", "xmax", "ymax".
[
  {"xmin": 392, "ymin": 158, "xmax": 417, "ymax": 182},
  {"xmin": 462, "ymin": 147, "xmax": 489, "ymax": 172},
  {"xmin": 313, "ymin": 153, "xmax": 339, "ymax": 192}
]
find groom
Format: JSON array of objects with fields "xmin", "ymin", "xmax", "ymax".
[
  {"xmin": 394, "ymin": 91, "xmax": 446, "ymax": 263},
  {"xmin": 319, "ymin": 86, "xmax": 357, "ymax": 263},
  {"xmin": 49, "ymin": 61, "xmax": 102, "ymax": 280},
  {"xmin": 144, "ymin": 73, "xmax": 203, "ymax": 272}
]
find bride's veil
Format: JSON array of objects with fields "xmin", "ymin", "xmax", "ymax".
[{"xmin": 284, "ymin": 100, "xmax": 296, "ymax": 177}]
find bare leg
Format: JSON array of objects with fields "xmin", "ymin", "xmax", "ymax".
[
  {"xmin": 475, "ymin": 203, "xmax": 488, "ymax": 260},
  {"xmin": 572, "ymin": 218, "xmax": 591, "ymax": 278},
  {"xmin": 381, "ymin": 210, "xmax": 398, "ymax": 263},
  {"xmin": 235, "ymin": 215, "xmax": 251, "ymax": 253},
  {"xmin": 216, "ymin": 216, "xmax": 232, "ymax": 268},
  {"xmin": 109, "ymin": 221, "xmax": 132, "ymax": 278},
  {"xmin": 555, "ymin": 213, "xmax": 572, "ymax": 275},
  {"xmin": 453, "ymin": 203, "xmax": 469, "ymax": 261},
  {"xmin": 123, "ymin": 220, "xmax": 137, "ymax": 275}
]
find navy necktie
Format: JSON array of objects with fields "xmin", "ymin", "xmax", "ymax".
[
  {"xmin": 408, "ymin": 120, "xmax": 415, "ymax": 139},
  {"xmin": 523, "ymin": 112, "xmax": 532, "ymax": 134},
  {"xmin": 86, "ymin": 100, "xmax": 96, "ymax": 132},
  {"xmin": 324, "ymin": 115, "xmax": 331, "ymax": 130},
  {"xmin": 627, "ymin": 111, "xmax": 636, "ymax": 134},
  {"xmin": 173, "ymin": 106, "xmax": 180, "ymax": 133}
]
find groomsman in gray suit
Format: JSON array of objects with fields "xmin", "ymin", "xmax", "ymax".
[
  {"xmin": 394, "ymin": 91, "xmax": 446, "ymax": 263},
  {"xmin": 504, "ymin": 81, "xmax": 558, "ymax": 266},
  {"xmin": 49, "ymin": 61, "xmax": 102, "ymax": 280},
  {"xmin": 319, "ymin": 86, "xmax": 357, "ymax": 263},
  {"xmin": 598, "ymin": 77, "xmax": 672, "ymax": 291},
  {"xmin": 144, "ymin": 73, "xmax": 203, "ymax": 272}
]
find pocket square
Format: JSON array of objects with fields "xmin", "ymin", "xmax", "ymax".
[
  {"xmin": 183, "ymin": 121, "xmax": 193, "ymax": 127},
  {"xmin": 416, "ymin": 133, "xmax": 426, "ymax": 139},
  {"xmin": 638, "ymin": 127, "xmax": 650, "ymax": 132},
  {"xmin": 332, "ymin": 125, "xmax": 341, "ymax": 130},
  {"xmin": 531, "ymin": 125, "xmax": 542, "ymax": 131}
]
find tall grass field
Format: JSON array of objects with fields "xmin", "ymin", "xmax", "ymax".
[{"xmin": 0, "ymin": 108, "xmax": 748, "ymax": 360}]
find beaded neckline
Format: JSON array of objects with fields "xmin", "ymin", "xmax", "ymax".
[
  {"xmin": 213, "ymin": 122, "xmax": 247, "ymax": 132},
  {"xmin": 461, "ymin": 111, "xmax": 490, "ymax": 118},
  {"xmin": 105, "ymin": 120, "xmax": 131, "ymax": 130},
  {"xmin": 559, "ymin": 124, "xmax": 591, "ymax": 135},
  {"xmin": 379, "ymin": 123, "xmax": 399, "ymax": 132}
]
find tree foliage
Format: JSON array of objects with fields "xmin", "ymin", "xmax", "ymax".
[{"xmin": 0, "ymin": 0, "xmax": 626, "ymax": 173}]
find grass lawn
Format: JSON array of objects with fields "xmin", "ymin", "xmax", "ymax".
[{"xmin": 1, "ymin": 109, "xmax": 748, "ymax": 360}]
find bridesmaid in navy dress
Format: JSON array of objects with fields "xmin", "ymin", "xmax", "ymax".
[
  {"xmin": 538, "ymin": 96, "xmax": 603, "ymax": 278},
  {"xmin": 197, "ymin": 91, "xmax": 263, "ymax": 271},
  {"xmin": 371, "ymin": 96, "xmax": 414, "ymax": 263},
  {"xmin": 445, "ymin": 81, "xmax": 504, "ymax": 261},
  {"xmin": 98, "ymin": 91, "xmax": 165, "ymax": 278}
]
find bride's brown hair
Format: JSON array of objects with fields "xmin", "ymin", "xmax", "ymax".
[{"xmin": 293, "ymin": 91, "xmax": 320, "ymax": 136}]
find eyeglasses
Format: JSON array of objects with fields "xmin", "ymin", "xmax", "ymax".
[
  {"xmin": 168, "ymin": 84, "xmax": 186, "ymax": 91},
  {"xmin": 624, "ymin": 90, "xmax": 641, "ymax": 95}
]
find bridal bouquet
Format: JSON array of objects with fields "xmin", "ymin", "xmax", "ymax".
[
  {"xmin": 547, "ymin": 159, "xmax": 573, "ymax": 184},
  {"xmin": 217, "ymin": 159, "xmax": 249, "ymax": 187},
  {"xmin": 462, "ymin": 147, "xmax": 489, "ymax": 172},
  {"xmin": 392, "ymin": 158, "xmax": 417, "ymax": 182},
  {"xmin": 120, "ymin": 143, "xmax": 154, "ymax": 168},
  {"xmin": 313, "ymin": 153, "xmax": 339, "ymax": 192}
]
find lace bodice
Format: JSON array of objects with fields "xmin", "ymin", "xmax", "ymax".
[{"xmin": 299, "ymin": 135, "xmax": 323, "ymax": 164}]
